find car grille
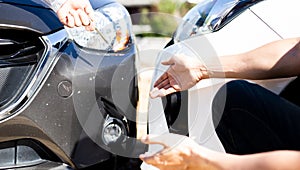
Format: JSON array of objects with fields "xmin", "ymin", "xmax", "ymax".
[
  {"xmin": 0, "ymin": 27, "xmax": 68, "ymax": 122},
  {"xmin": 0, "ymin": 28, "xmax": 43, "ymax": 111}
]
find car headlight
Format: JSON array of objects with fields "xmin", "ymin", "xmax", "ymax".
[
  {"xmin": 174, "ymin": 0, "xmax": 263, "ymax": 42},
  {"xmin": 67, "ymin": 3, "xmax": 133, "ymax": 52},
  {"xmin": 102, "ymin": 115, "xmax": 127, "ymax": 145}
]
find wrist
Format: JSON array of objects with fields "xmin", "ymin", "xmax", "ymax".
[
  {"xmin": 201, "ymin": 54, "xmax": 241, "ymax": 79},
  {"xmin": 191, "ymin": 145, "xmax": 242, "ymax": 170},
  {"xmin": 188, "ymin": 146, "xmax": 225, "ymax": 170},
  {"xmin": 208, "ymin": 69, "xmax": 227, "ymax": 78},
  {"xmin": 200, "ymin": 67, "xmax": 226, "ymax": 79},
  {"xmin": 199, "ymin": 59, "xmax": 227, "ymax": 79}
]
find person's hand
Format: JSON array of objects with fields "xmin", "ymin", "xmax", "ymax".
[
  {"xmin": 56, "ymin": 0, "xmax": 95, "ymax": 31},
  {"xmin": 139, "ymin": 133, "xmax": 222, "ymax": 170},
  {"xmin": 150, "ymin": 55, "xmax": 209, "ymax": 98}
]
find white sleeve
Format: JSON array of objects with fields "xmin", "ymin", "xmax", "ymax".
[{"xmin": 42, "ymin": 0, "xmax": 68, "ymax": 12}]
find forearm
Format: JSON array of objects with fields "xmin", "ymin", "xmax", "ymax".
[
  {"xmin": 42, "ymin": 0, "xmax": 67, "ymax": 12},
  {"xmin": 220, "ymin": 150, "xmax": 300, "ymax": 170},
  {"xmin": 207, "ymin": 38, "xmax": 300, "ymax": 80}
]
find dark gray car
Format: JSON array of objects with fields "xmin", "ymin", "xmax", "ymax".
[{"xmin": 0, "ymin": 0, "xmax": 142, "ymax": 169}]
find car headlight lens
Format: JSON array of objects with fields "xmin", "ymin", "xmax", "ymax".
[
  {"xmin": 67, "ymin": 3, "xmax": 133, "ymax": 52},
  {"xmin": 174, "ymin": 0, "xmax": 263, "ymax": 42},
  {"xmin": 102, "ymin": 115, "xmax": 127, "ymax": 145}
]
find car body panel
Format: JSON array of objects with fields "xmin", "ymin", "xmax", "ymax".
[
  {"xmin": 0, "ymin": 0, "xmax": 49, "ymax": 8},
  {"xmin": 187, "ymin": 4, "xmax": 297, "ymax": 151},
  {"xmin": 17, "ymin": 41, "xmax": 137, "ymax": 168},
  {"xmin": 0, "ymin": 0, "xmax": 139, "ymax": 169},
  {"xmin": 0, "ymin": 2, "xmax": 62, "ymax": 34},
  {"xmin": 0, "ymin": 0, "xmax": 116, "ymax": 9},
  {"xmin": 250, "ymin": 0, "xmax": 300, "ymax": 39},
  {"xmin": 151, "ymin": 0, "xmax": 300, "ymax": 154}
]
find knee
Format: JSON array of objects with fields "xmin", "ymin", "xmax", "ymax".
[
  {"xmin": 214, "ymin": 80, "xmax": 254, "ymax": 106},
  {"xmin": 212, "ymin": 80, "xmax": 253, "ymax": 127},
  {"xmin": 225, "ymin": 80, "xmax": 253, "ymax": 97}
]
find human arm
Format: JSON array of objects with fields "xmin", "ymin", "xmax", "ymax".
[
  {"xmin": 140, "ymin": 133, "xmax": 300, "ymax": 170},
  {"xmin": 215, "ymin": 37, "xmax": 300, "ymax": 80},
  {"xmin": 150, "ymin": 38, "xmax": 300, "ymax": 98},
  {"xmin": 231, "ymin": 150, "xmax": 300, "ymax": 170},
  {"xmin": 42, "ymin": 0, "xmax": 95, "ymax": 30}
]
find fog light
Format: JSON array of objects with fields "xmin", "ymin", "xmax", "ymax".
[{"xmin": 102, "ymin": 116, "xmax": 127, "ymax": 145}]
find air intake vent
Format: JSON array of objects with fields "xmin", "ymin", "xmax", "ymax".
[
  {"xmin": 0, "ymin": 28, "xmax": 44, "ymax": 110},
  {"xmin": 0, "ymin": 29, "xmax": 43, "ymax": 67}
]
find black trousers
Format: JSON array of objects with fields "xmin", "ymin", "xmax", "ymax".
[{"xmin": 212, "ymin": 80, "xmax": 300, "ymax": 155}]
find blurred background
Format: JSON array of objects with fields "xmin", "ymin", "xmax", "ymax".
[
  {"xmin": 116, "ymin": 0, "xmax": 199, "ymax": 67},
  {"xmin": 115, "ymin": 0, "xmax": 200, "ymax": 144},
  {"xmin": 117, "ymin": 0, "xmax": 197, "ymax": 37},
  {"xmin": 112, "ymin": 1, "xmax": 199, "ymax": 169}
]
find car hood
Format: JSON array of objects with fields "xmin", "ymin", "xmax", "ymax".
[
  {"xmin": 0, "ymin": 0, "xmax": 49, "ymax": 8},
  {"xmin": 0, "ymin": 0, "xmax": 117, "ymax": 9}
]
